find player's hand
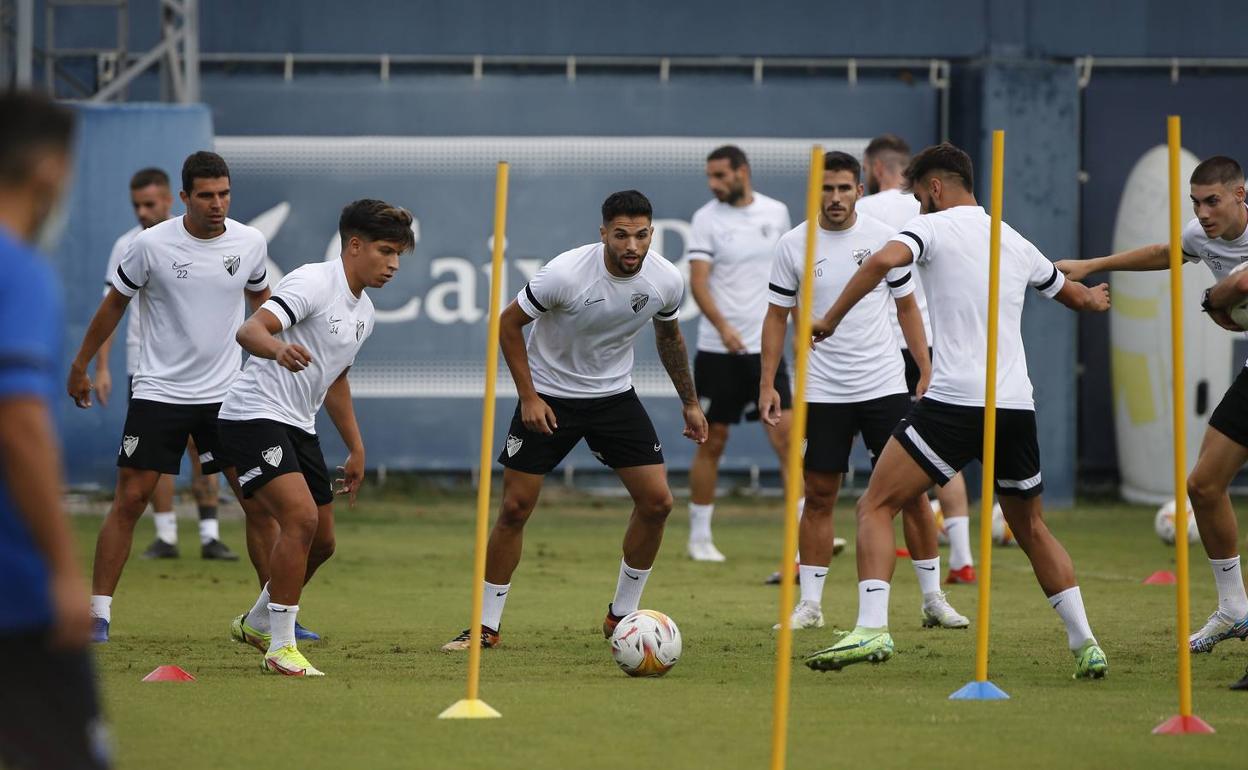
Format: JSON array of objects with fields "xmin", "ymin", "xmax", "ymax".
[
  {"xmin": 48, "ymin": 571, "xmax": 92, "ymax": 650},
  {"xmin": 66, "ymin": 363, "xmax": 95, "ymax": 409},
  {"xmin": 334, "ymin": 451, "xmax": 365, "ymax": 507},
  {"xmin": 915, "ymin": 370, "xmax": 931, "ymax": 399},
  {"xmin": 1208, "ymin": 307, "xmax": 1242, "ymax": 331},
  {"xmin": 521, "ymin": 395, "xmax": 558, "ymax": 435},
  {"xmin": 94, "ymin": 366, "xmax": 112, "ymax": 407},
  {"xmin": 810, "ymin": 316, "xmax": 836, "ymax": 344},
  {"xmin": 718, "ymin": 324, "xmax": 747, "ymax": 354},
  {"xmin": 681, "ymin": 402, "xmax": 708, "ymax": 444},
  {"xmin": 1055, "ymin": 259, "xmax": 1091, "ymax": 282},
  {"xmin": 1085, "ymin": 282, "xmax": 1111, "ymax": 312},
  {"xmin": 275, "ymin": 343, "xmax": 313, "ymax": 372},
  {"xmin": 759, "ymin": 385, "xmax": 783, "ymax": 426}
]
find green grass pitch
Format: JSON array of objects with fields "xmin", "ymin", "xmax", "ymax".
[{"xmin": 76, "ymin": 489, "xmax": 1248, "ymax": 769}]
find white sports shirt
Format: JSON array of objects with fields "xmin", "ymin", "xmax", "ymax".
[
  {"xmin": 220, "ymin": 260, "xmax": 374, "ymax": 433},
  {"xmin": 110, "ymin": 216, "xmax": 269, "ymax": 404},
  {"xmin": 892, "ymin": 206, "xmax": 1066, "ymax": 411},
  {"xmin": 856, "ymin": 188, "xmax": 932, "ymax": 347},
  {"xmin": 767, "ymin": 213, "xmax": 913, "ymax": 403},
  {"xmin": 516, "ymin": 242, "xmax": 685, "ymax": 398},
  {"xmin": 1181, "ymin": 208, "xmax": 1248, "ymax": 281},
  {"xmin": 103, "ymin": 224, "xmax": 143, "ymax": 375},
  {"xmin": 685, "ymin": 193, "xmax": 791, "ymax": 354}
]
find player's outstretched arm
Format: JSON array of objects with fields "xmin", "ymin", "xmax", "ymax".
[
  {"xmin": 236, "ymin": 307, "xmax": 313, "ymax": 372},
  {"xmin": 689, "ymin": 260, "xmax": 745, "ymax": 353},
  {"xmin": 499, "ymin": 300, "xmax": 557, "ymax": 435},
  {"xmin": 67, "ymin": 288, "xmax": 130, "ymax": 408},
  {"xmin": 812, "ymin": 240, "xmax": 913, "ymax": 342},
  {"xmin": 894, "ymin": 293, "xmax": 931, "ymax": 396},
  {"xmin": 758, "ymin": 303, "xmax": 789, "ymax": 426},
  {"xmin": 324, "ymin": 368, "xmax": 364, "ymax": 506},
  {"xmin": 1203, "ymin": 270, "xmax": 1248, "ymax": 330},
  {"xmin": 1054, "ymin": 243, "xmax": 1168, "ymax": 282},
  {"xmin": 653, "ymin": 318, "xmax": 707, "ymax": 444},
  {"xmin": 1053, "ymin": 279, "xmax": 1111, "ymax": 313}
]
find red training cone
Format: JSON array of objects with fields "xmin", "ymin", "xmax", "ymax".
[
  {"xmin": 142, "ymin": 665, "xmax": 196, "ymax": 682},
  {"xmin": 1153, "ymin": 715, "xmax": 1215, "ymax": 735},
  {"xmin": 1143, "ymin": 570, "xmax": 1177, "ymax": 585},
  {"xmin": 896, "ymin": 548, "xmax": 911, "ymax": 558}
]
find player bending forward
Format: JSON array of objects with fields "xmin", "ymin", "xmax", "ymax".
[
  {"xmin": 224, "ymin": 200, "xmax": 412, "ymax": 676},
  {"xmin": 442, "ymin": 190, "xmax": 708, "ymax": 651},
  {"xmin": 802, "ymin": 143, "xmax": 1112, "ymax": 678}
]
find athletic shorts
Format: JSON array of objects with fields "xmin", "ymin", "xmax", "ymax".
[
  {"xmin": 804, "ymin": 393, "xmax": 912, "ymax": 473},
  {"xmin": 900, "ymin": 347, "xmax": 932, "ymax": 397},
  {"xmin": 893, "ymin": 398, "xmax": 1044, "ymax": 498},
  {"xmin": 499, "ymin": 388, "xmax": 663, "ymax": 475},
  {"xmin": 116, "ymin": 398, "xmax": 224, "ymax": 475},
  {"xmin": 0, "ymin": 630, "xmax": 110, "ymax": 770},
  {"xmin": 1209, "ymin": 367, "xmax": 1248, "ymax": 449},
  {"xmin": 219, "ymin": 418, "xmax": 334, "ymax": 506},
  {"xmin": 694, "ymin": 351, "xmax": 792, "ymax": 424}
]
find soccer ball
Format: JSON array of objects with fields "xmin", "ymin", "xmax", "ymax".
[
  {"xmin": 1228, "ymin": 262, "xmax": 1248, "ymax": 330},
  {"xmin": 990, "ymin": 502, "xmax": 1014, "ymax": 546},
  {"xmin": 1155, "ymin": 499, "xmax": 1201, "ymax": 545},
  {"xmin": 931, "ymin": 499, "xmax": 949, "ymax": 545},
  {"xmin": 610, "ymin": 610, "xmax": 682, "ymax": 677}
]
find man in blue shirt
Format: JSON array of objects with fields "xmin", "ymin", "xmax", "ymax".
[{"xmin": 0, "ymin": 92, "xmax": 108, "ymax": 770}]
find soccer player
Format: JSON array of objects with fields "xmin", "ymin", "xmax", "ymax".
[
  {"xmin": 685, "ymin": 145, "xmax": 793, "ymax": 562},
  {"xmin": 802, "ymin": 143, "xmax": 1111, "ymax": 677},
  {"xmin": 96, "ymin": 167, "xmax": 239, "ymax": 562},
  {"xmin": 1057, "ymin": 156, "xmax": 1248, "ymax": 672},
  {"xmin": 0, "ymin": 92, "xmax": 109, "ymax": 770},
  {"xmin": 760, "ymin": 151, "xmax": 967, "ymax": 632},
  {"xmin": 67, "ymin": 151, "xmax": 280, "ymax": 643},
  {"xmin": 858, "ymin": 134, "xmax": 975, "ymax": 585},
  {"xmin": 224, "ymin": 199, "xmax": 409, "ymax": 676},
  {"xmin": 442, "ymin": 190, "xmax": 708, "ymax": 651}
]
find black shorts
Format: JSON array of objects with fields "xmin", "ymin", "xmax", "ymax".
[
  {"xmin": 1209, "ymin": 367, "xmax": 1248, "ymax": 449},
  {"xmin": 499, "ymin": 388, "xmax": 663, "ymax": 475},
  {"xmin": 893, "ymin": 398, "xmax": 1044, "ymax": 498},
  {"xmin": 219, "ymin": 419, "xmax": 334, "ymax": 506},
  {"xmin": 116, "ymin": 398, "xmax": 224, "ymax": 475},
  {"xmin": 804, "ymin": 393, "xmax": 912, "ymax": 473},
  {"xmin": 694, "ymin": 352, "xmax": 792, "ymax": 424},
  {"xmin": 901, "ymin": 347, "xmax": 932, "ymax": 397},
  {"xmin": 0, "ymin": 630, "xmax": 110, "ymax": 770}
]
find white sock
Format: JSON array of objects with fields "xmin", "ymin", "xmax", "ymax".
[
  {"xmin": 611, "ymin": 559, "xmax": 651, "ymax": 617},
  {"xmin": 945, "ymin": 516, "xmax": 973, "ymax": 569},
  {"xmin": 689, "ymin": 502, "xmax": 714, "ymax": 543},
  {"xmin": 153, "ymin": 511, "xmax": 177, "ymax": 545},
  {"xmin": 856, "ymin": 579, "xmax": 891, "ymax": 629},
  {"xmin": 795, "ymin": 497, "xmax": 805, "ymax": 562},
  {"xmin": 481, "ymin": 581, "xmax": 510, "ymax": 631},
  {"xmin": 199, "ymin": 517, "xmax": 219, "ymax": 545},
  {"xmin": 912, "ymin": 557, "xmax": 942, "ymax": 595},
  {"xmin": 798, "ymin": 565, "xmax": 827, "ymax": 605},
  {"xmin": 246, "ymin": 583, "xmax": 272, "ymax": 632},
  {"xmin": 1048, "ymin": 586, "xmax": 1096, "ymax": 649},
  {"xmin": 90, "ymin": 595, "xmax": 112, "ymax": 622},
  {"xmin": 267, "ymin": 602, "xmax": 298, "ymax": 652},
  {"xmin": 1210, "ymin": 556, "xmax": 1248, "ymax": 617}
]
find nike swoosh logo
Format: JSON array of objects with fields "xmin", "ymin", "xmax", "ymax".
[
  {"xmin": 814, "ymin": 572, "xmax": 827, "ymax": 578},
  {"xmin": 1053, "ymin": 600, "xmax": 1064, "ymax": 608},
  {"xmin": 584, "ymin": 297, "xmax": 607, "ymax": 305},
  {"xmin": 495, "ymin": 591, "xmax": 508, "ymax": 597},
  {"xmin": 866, "ymin": 587, "xmax": 885, "ymax": 593},
  {"xmin": 624, "ymin": 572, "xmax": 640, "ymax": 581},
  {"xmin": 1223, "ymin": 566, "xmax": 1237, "ymax": 572},
  {"xmin": 815, "ymin": 259, "xmax": 827, "ymax": 266},
  {"xmin": 918, "ymin": 565, "xmax": 936, "ymax": 571},
  {"xmin": 172, "ymin": 261, "xmax": 192, "ymax": 269}
]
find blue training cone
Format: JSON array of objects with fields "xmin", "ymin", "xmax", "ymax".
[{"xmin": 949, "ymin": 680, "xmax": 1010, "ymax": 700}]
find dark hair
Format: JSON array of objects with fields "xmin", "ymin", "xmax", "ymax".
[
  {"xmin": 601, "ymin": 189, "xmax": 652, "ymax": 223},
  {"xmin": 707, "ymin": 145, "xmax": 749, "ymax": 170},
  {"xmin": 864, "ymin": 134, "xmax": 911, "ymax": 160},
  {"xmin": 904, "ymin": 142, "xmax": 974, "ymax": 193},
  {"xmin": 0, "ymin": 91, "xmax": 75, "ymax": 184},
  {"xmin": 1191, "ymin": 156, "xmax": 1244, "ymax": 187},
  {"xmin": 338, "ymin": 198, "xmax": 415, "ymax": 251},
  {"xmin": 130, "ymin": 167, "xmax": 170, "ymax": 191},
  {"xmin": 823, "ymin": 151, "xmax": 861, "ymax": 181},
  {"xmin": 181, "ymin": 150, "xmax": 230, "ymax": 193}
]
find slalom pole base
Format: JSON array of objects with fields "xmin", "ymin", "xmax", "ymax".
[
  {"xmin": 1152, "ymin": 715, "xmax": 1214, "ymax": 735},
  {"xmin": 949, "ymin": 680, "xmax": 1010, "ymax": 700},
  {"xmin": 438, "ymin": 699, "xmax": 502, "ymax": 720},
  {"xmin": 1143, "ymin": 570, "xmax": 1177, "ymax": 585}
]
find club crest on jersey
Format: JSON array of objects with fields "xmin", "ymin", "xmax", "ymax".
[
  {"xmin": 121, "ymin": 435, "xmax": 139, "ymax": 457},
  {"xmin": 223, "ymin": 254, "xmax": 241, "ymax": 276},
  {"xmin": 329, "ymin": 315, "xmax": 342, "ymax": 334},
  {"xmin": 851, "ymin": 248, "xmax": 872, "ymax": 265},
  {"xmin": 505, "ymin": 434, "xmax": 523, "ymax": 457},
  {"xmin": 356, "ymin": 320, "xmax": 365, "ymax": 341},
  {"xmin": 262, "ymin": 445, "xmax": 283, "ymax": 467},
  {"xmin": 630, "ymin": 292, "xmax": 650, "ymax": 313}
]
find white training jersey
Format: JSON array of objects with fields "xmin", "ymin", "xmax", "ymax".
[
  {"xmin": 1181, "ymin": 209, "xmax": 1248, "ymax": 282},
  {"xmin": 856, "ymin": 188, "xmax": 932, "ymax": 347},
  {"xmin": 685, "ymin": 193, "xmax": 791, "ymax": 354},
  {"xmin": 110, "ymin": 216, "xmax": 269, "ymax": 404},
  {"xmin": 767, "ymin": 213, "xmax": 914, "ymax": 403},
  {"xmin": 516, "ymin": 242, "xmax": 684, "ymax": 398},
  {"xmin": 104, "ymin": 224, "xmax": 143, "ymax": 375},
  {"xmin": 220, "ymin": 260, "xmax": 374, "ymax": 433},
  {"xmin": 892, "ymin": 206, "xmax": 1066, "ymax": 411}
]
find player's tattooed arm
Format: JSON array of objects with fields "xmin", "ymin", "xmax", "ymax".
[{"xmin": 653, "ymin": 318, "xmax": 697, "ymax": 405}]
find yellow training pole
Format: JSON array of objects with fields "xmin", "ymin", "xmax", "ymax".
[
  {"xmin": 1153, "ymin": 116, "xmax": 1213, "ymax": 734},
  {"xmin": 768, "ymin": 145, "xmax": 822, "ymax": 770},
  {"xmin": 950, "ymin": 130, "xmax": 1008, "ymax": 700},
  {"xmin": 439, "ymin": 161, "xmax": 509, "ymax": 721}
]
